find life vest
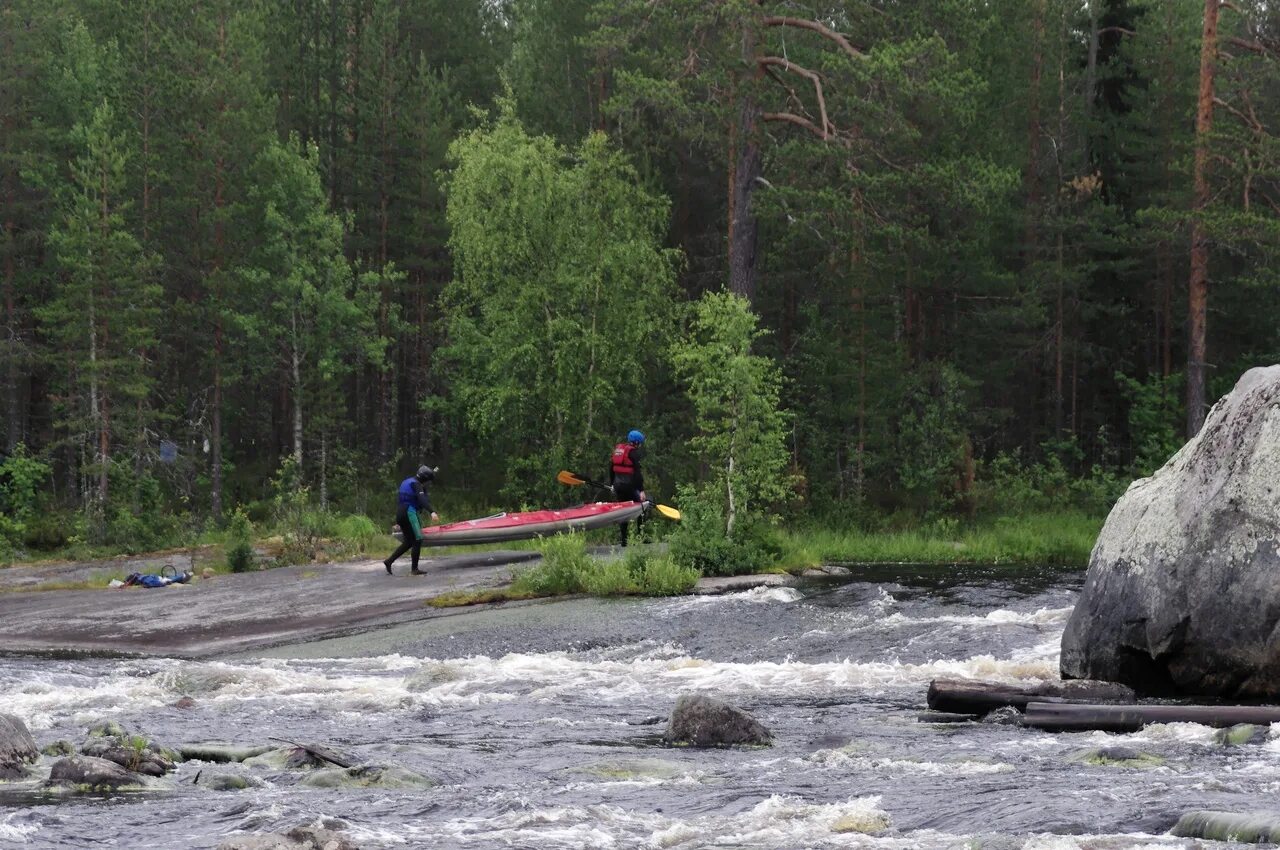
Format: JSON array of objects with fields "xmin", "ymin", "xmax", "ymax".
[
  {"xmin": 397, "ymin": 477, "xmax": 419, "ymax": 507},
  {"xmin": 611, "ymin": 442, "xmax": 636, "ymax": 476}
]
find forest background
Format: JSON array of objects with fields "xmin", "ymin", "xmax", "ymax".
[{"xmin": 1, "ymin": 0, "xmax": 1278, "ymax": 570}]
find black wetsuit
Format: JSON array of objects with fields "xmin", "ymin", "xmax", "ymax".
[{"xmin": 385, "ymin": 476, "xmax": 434, "ymax": 573}]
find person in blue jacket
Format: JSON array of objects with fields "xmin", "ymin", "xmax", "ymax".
[{"xmin": 383, "ymin": 465, "xmax": 439, "ymax": 575}]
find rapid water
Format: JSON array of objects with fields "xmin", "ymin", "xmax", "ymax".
[{"xmin": 0, "ymin": 564, "xmax": 1273, "ymax": 849}]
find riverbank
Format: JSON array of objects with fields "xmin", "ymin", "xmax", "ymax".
[{"xmin": 779, "ymin": 511, "xmax": 1102, "ymax": 569}]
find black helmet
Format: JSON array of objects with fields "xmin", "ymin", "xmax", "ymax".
[{"xmin": 416, "ymin": 465, "xmax": 437, "ymax": 482}]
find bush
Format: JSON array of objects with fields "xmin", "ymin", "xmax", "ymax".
[
  {"xmin": 510, "ymin": 533, "xmax": 592, "ymax": 596},
  {"xmin": 667, "ymin": 487, "xmax": 782, "ymax": 576},
  {"xmin": 226, "ymin": 509, "xmax": 255, "ymax": 573},
  {"xmin": 637, "ymin": 555, "xmax": 699, "ymax": 595},
  {"xmin": 581, "ymin": 557, "xmax": 639, "ymax": 596}
]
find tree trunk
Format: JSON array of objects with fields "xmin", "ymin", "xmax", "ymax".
[
  {"xmin": 728, "ymin": 26, "xmax": 761, "ymax": 304},
  {"xmin": 291, "ymin": 314, "xmax": 303, "ymax": 468},
  {"xmin": 1024, "ymin": 0, "xmax": 1046, "ymax": 257},
  {"xmin": 1186, "ymin": 0, "xmax": 1219, "ymax": 437}
]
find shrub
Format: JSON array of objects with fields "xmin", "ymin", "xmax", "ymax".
[
  {"xmin": 667, "ymin": 487, "xmax": 782, "ymax": 576},
  {"xmin": 226, "ymin": 509, "xmax": 255, "ymax": 573},
  {"xmin": 581, "ymin": 557, "xmax": 639, "ymax": 596},
  {"xmin": 638, "ymin": 555, "xmax": 699, "ymax": 595},
  {"xmin": 510, "ymin": 533, "xmax": 592, "ymax": 596}
]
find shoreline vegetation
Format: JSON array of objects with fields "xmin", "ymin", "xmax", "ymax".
[{"xmin": 0, "ymin": 510, "xmax": 1103, "ymax": 597}]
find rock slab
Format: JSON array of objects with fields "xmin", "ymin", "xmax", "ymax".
[
  {"xmin": 1061, "ymin": 366, "xmax": 1280, "ymax": 698},
  {"xmin": 664, "ymin": 694, "xmax": 772, "ymax": 747},
  {"xmin": 0, "ymin": 713, "xmax": 38, "ymax": 779}
]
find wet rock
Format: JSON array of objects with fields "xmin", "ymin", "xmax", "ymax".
[
  {"xmin": 298, "ymin": 764, "xmax": 434, "ymax": 790},
  {"xmin": 1071, "ymin": 746, "xmax": 1164, "ymax": 768},
  {"xmin": 41, "ymin": 740, "xmax": 75, "ymax": 758},
  {"xmin": 86, "ymin": 719, "xmax": 127, "ymax": 739},
  {"xmin": 1061, "ymin": 366, "xmax": 1280, "ymax": 699},
  {"xmin": 79, "ymin": 735, "xmax": 176, "ymax": 776},
  {"xmin": 980, "ymin": 706, "xmax": 1024, "ymax": 726},
  {"xmin": 1214, "ymin": 723, "xmax": 1269, "ymax": 746},
  {"xmin": 831, "ymin": 809, "xmax": 891, "ymax": 834},
  {"xmin": 216, "ymin": 825, "xmax": 360, "ymax": 850},
  {"xmin": 243, "ymin": 746, "xmax": 335, "ymax": 771},
  {"xmin": 1172, "ymin": 810, "xmax": 1280, "ymax": 843},
  {"xmin": 173, "ymin": 696, "xmax": 197, "ymax": 710},
  {"xmin": 916, "ymin": 711, "xmax": 977, "ymax": 724},
  {"xmin": 664, "ymin": 694, "xmax": 772, "ymax": 747},
  {"xmin": 0, "ymin": 713, "xmax": 38, "ymax": 780},
  {"xmin": 46, "ymin": 755, "xmax": 145, "ymax": 790},
  {"xmin": 197, "ymin": 773, "xmax": 262, "ymax": 791},
  {"xmin": 574, "ymin": 758, "xmax": 691, "ymax": 782},
  {"xmin": 626, "ymin": 716, "xmax": 664, "ymax": 726},
  {"xmin": 179, "ymin": 742, "xmax": 276, "ymax": 764}
]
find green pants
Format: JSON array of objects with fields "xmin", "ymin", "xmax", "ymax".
[{"xmin": 407, "ymin": 506, "xmax": 423, "ymax": 541}]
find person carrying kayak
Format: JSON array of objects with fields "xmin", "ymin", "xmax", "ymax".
[
  {"xmin": 609, "ymin": 430, "xmax": 648, "ymax": 546},
  {"xmin": 383, "ymin": 465, "xmax": 439, "ymax": 575}
]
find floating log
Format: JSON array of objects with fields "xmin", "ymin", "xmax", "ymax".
[
  {"xmin": 1023, "ymin": 701, "xmax": 1280, "ymax": 733},
  {"xmin": 1172, "ymin": 810, "xmax": 1280, "ymax": 843},
  {"xmin": 926, "ymin": 678, "xmax": 1136, "ymax": 715}
]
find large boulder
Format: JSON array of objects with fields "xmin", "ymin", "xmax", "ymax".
[
  {"xmin": 664, "ymin": 694, "xmax": 772, "ymax": 747},
  {"xmin": 0, "ymin": 714, "xmax": 38, "ymax": 779},
  {"xmin": 47, "ymin": 755, "xmax": 145, "ymax": 790},
  {"xmin": 1062, "ymin": 366, "xmax": 1280, "ymax": 697}
]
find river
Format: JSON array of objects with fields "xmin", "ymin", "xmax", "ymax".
[{"xmin": 0, "ymin": 563, "xmax": 1273, "ymax": 849}]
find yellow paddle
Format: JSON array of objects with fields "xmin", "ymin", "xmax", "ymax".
[{"xmin": 555, "ymin": 470, "xmax": 681, "ymax": 521}]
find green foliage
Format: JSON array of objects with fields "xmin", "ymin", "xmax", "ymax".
[
  {"xmin": 974, "ymin": 451, "xmax": 1124, "ymax": 519},
  {"xmin": 0, "ymin": 444, "xmax": 52, "ymax": 556},
  {"xmin": 1116, "ymin": 372, "xmax": 1185, "ymax": 476},
  {"xmin": 442, "ymin": 106, "xmax": 679, "ymax": 501},
  {"xmin": 671, "ymin": 292, "xmax": 791, "ymax": 538},
  {"xmin": 510, "ymin": 533, "xmax": 593, "ymax": 596},
  {"xmin": 784, "ymin": 511, "xmax": 1103, "ymax": 568},
  {"xmin": 667, "ymin": 486, "xmax": 783, "ymax": 577},
  {"xmin": 226, "ymin": 508, "xmax": 255, "ymax": 573},
  {"xmin": 893, "ymin": 363, "xmax": 970, "ymax": 515}
]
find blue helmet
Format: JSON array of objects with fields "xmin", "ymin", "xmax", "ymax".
[{"xmin": 627, "ymin": 429, "xmax": 645, "ymax": 445}]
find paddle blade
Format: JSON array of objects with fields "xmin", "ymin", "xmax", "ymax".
[
  {"xmin": 654, "ymin": 504, "xmax": 681, "ymax": 521},
  {"xmin": 557, "ymin": 470, "xmax": 586, "ymax": 486}
]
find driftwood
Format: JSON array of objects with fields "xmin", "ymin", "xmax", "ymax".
[
  {"xmin": 1023, "ymin": 701, "xmax": 1280, "ymax": 733},
  {"xmin": 926, "ymin": 678, "xmax": 1136, "ymax": 716}
]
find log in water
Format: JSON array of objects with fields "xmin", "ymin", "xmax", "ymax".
[
  {"xmin": 925, "ymin": 678, "xmax": 1136, "ymax": 715},
  {"xmin": 1023, "ymin": 702, "xmax": 1280, "ymax": 733}
]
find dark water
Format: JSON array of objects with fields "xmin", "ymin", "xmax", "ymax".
[{"xmin": 1, "ymin": 564, "xmax": 1274, "ymax": 848}]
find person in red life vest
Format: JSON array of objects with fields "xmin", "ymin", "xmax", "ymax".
[
  {"xmin": 609, "ymin": 430, "xmax": 648, "ymax": 546},
  {"xmin": 383, "ymin": 465, "xmax": 439, "ymax": 576}
]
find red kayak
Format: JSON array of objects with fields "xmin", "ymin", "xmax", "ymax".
[{"xmin": 398, "ymin": 501, "xmax": 646, "ymax": 547}]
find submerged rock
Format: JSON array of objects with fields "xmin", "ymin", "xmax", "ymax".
[
  {"xmin": 46, "ymin": 755, "xmax": 146, "ymax": 790},
  {"xmin": 243, "ymin": 747, "xmax": 328, "ymax": 771},
  {"xmin": 179, "ymin": 742, "xmax": 276, "ymax": 764},
  {"xmin": 572, "ymin": 758, "xmax": 692, "ymax": 782},
  {"xmin": 86, "ymin": 719, "xmax": 127, "ymax": 739},
  {"xmin": 197, "ymin": 772, "xmax": 263, "ymax": 791},
  {"xmin": 664, "ymin": 694, "xmax": 772, "ymax": 747},
  {"xmin": 216, "ymin": 825, "xmax": 360, "ymax": 850},
  {"xmin": 1214, "ymin": 723, "xmax": 1270, "ymax": 746},
  {"xmin": 0, "ymin": 713, "xmax": 38, "ymax": 780},
  {"xmin": 1172, "ymin": 810, "xmax": 1280, "ymax": 843},
  {"xmin": 1061, "ymin": 366, "xmax": 1280, "ymax": 698},
  {"xmin": 1070, "ymin": 746, "xmax": 1164, "ymax": 768},
  {"xmin": 298, "ymin": 764, "xmax": 433, "ymax": 790}
]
